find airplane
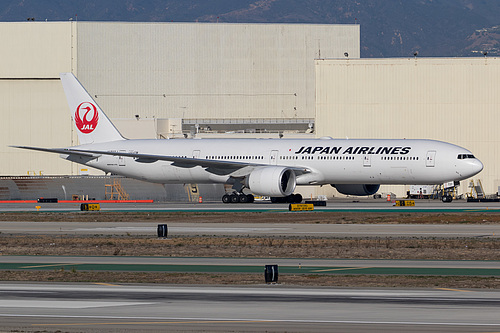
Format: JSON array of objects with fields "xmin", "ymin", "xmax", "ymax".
[{"xmin": 12, "ymin": 73, "xmax": 483, "ymax": 203}]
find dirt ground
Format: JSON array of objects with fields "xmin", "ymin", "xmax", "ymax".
[
  {"xmin": 1, "ymin": 234, "xmax": 499, "ymax": 260},
  {"xmin": 1, "ymin": 212, "xmax": 499, "ymax": 288},
  {"xmin": 1, "ymin": 211, "xmax": 500, "ymax": 224},
  {"xmin": 1, "ymin": 271, "xmax": 499, "ymax": 289}
]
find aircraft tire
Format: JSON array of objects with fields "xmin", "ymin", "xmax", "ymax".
[
  {"xmin": 442, "ymin": 195, "xmax": 453, "ymax": 203},
  {"xmin": 222, "ymin": 194, "xmax": 231, "ymax": 204},
  {"xmin": 238, "ymin": 194, "xmax": 248, "ymax": 203},
  {"xmin": 230, "ymin": 194, "xmax": 239, "ymax": 203},
  {"xmin": 246, "ymin": 194, "xmax": 255, "ymax": 203},
  {"xmin": 293, "ymin": 193, "xmax": 303, "ymax": 203}
]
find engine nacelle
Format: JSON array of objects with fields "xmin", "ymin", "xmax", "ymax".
[
  {"xmin": 332, "ymin": 184, "xmax": 380, "ymax": 196},
  {"xmin": 247, "ymin": 166, "xmax": 296, "ymax": 197}
]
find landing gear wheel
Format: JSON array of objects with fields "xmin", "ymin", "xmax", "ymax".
[
  {"xmin": 442, "ymin": 195, "xmax": 453, "ymax": 203},
  {"xmin": 222, "ymin": 193, "xmax": 255, "ymax": 204},
  {"xmin": 293, "ymin": 193, "xmax": 302, "ymax": 203},
  {"xmin": 222, "ymin": 194, "xmax": 230, "ymax": 204},
  {"xmin": 270, "ymin": 194, "xmax": 302, "ymax": 204},
  {"xmin": 230, "ymin": 194, "xmax": 240, "ymax": 203}
]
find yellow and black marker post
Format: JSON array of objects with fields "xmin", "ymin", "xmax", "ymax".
[
  {"xmin": 289, "ymin": 203, "xmax": 314, "ymax": 211},
  {"xmin": 80, "ymin": 203, "xmax": 101, "ymax": 211},
  {"xmin": 394, "ymin": 200, "xmax": 415, "ymax": 207}
]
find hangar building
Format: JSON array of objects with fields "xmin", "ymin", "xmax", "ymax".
[
  {"xmin": 1, "ymin": 21, "xmax": 497, "ymax": 199},
  {"xmin": 315, "ymin": 58, "xmax": 500, "ymax": 197},
  {"xmin": 0, "ymin": 21, "xmax": 359, "ymax": 179}
]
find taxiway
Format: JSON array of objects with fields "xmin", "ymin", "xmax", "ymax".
[{"xmin": 1, "ymin": 220, "xmax": 499, "ymax": 238}]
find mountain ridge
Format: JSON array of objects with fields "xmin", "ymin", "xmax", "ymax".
[{"xmin": 1, "ymin": 0, "xmax": 500, "ymax": 58}]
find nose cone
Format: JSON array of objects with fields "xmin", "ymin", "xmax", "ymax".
[
  {"xmin": 472, "ymin": 158, "xmax": 484, "ymax": 175},
  {"xmin": 466, "ymin": 158, "xmax": 484, "ymax": 178}
]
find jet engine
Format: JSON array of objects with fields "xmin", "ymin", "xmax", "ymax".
[
  {"xmin": 332, "ymin": 184, "xmax": 380, "ymax": 196},
  {"xmin": 246, "ymin": 166, "xmax": 296, "ymax": 197}
]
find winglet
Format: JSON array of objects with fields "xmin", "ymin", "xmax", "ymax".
[{"xmin": 60, "ymin": 73, "xmax": 125, "ymax": 144}]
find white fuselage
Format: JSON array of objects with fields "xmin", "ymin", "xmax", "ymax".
[{"xmin": 66, "ymin": 138, "xmax": 483, "ymax": 186}]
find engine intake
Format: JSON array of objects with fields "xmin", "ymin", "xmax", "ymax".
[
  {"xmin": 247, "ymin": 166, "xmax": 296, "ymax": 197},
  {"xmin": 332, "ymin": 184, "xmax": 380, "ymax": 196}
]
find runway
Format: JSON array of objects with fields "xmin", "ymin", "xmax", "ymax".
[{"xmin": 0, "ymin": 283, "xmax": 499, "ymax": 332}]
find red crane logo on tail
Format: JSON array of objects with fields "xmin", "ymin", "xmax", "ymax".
[{"xmin": 75, "ymin": 102, "xmax": 99, "ymax": 134}]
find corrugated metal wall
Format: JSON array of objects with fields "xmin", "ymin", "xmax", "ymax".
[
  {"xmin": 76, "ymin": 22, "xmax": 359, "ymax": 120},
  {"xmin": 0, "ymin": 22, "xmax": 359, "ymax": 176},
  {"xmin": 0, "ymin": 22, "xmax": 74, "ymax": 78},
  {"xmin": 315, "ymin": 58, "xmax": 500, "ymax": 196},
  {"xmin": 0, "ymin": 22, "xmax": 76, "ymax": 176}
]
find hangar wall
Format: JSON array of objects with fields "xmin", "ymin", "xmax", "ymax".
[
  {"xmin": 0, "ymin": 22, "xmax": 359, "ymax": 177},
  {"xmin": 75, "ymin": 22, "xmax": 360, "ymax": 120},
  {"xmin": 0, "ymin": 22, "xmax": 77, "ymax": 176},
  {"xmin": 315, "ymin": 58, "xmax": 500, "ymax": 197}
]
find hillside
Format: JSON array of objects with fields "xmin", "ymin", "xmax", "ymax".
[{"xmin": 1, "ymin": 0, "xmax": 500, "ymax": 57}]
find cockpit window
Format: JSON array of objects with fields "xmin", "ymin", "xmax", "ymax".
[{"xmin": 457, "ymin": 154, "xmax": 475, "ymax": 159}]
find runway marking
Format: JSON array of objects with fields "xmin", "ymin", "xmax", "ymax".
[
  {"xmin": 312, "ymin": 267, "xmax": 371, "ymax": 272},
  {"xmin": 93, "ymin": 283, "xmax": 121, "ymax": 287},
  {"xmin": 435, "ymin": 287, "xmax": 473, "ymax": 293},
  {"xmin": 1, "ymin": 314, "xmax": 498, "ymax": 327},
  {"xmin": 20, "ymin": 263, "xmax": 80, "ymax": 269},
  {"xmin": 0, "ymin": 300, "xmax": 152, "ymax": 309},
  {"xmin": 33, "ymin": 320, "xmax": 271, "ymax": 327}
]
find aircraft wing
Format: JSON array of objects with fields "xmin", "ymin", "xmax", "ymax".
[
  {"xmin": 11, "ymin": 146, "xmax": 100, "ymax": 158},
  {"xmin": 70, "ymin": 148, "xmax": 311, "ymax": 175},
  {"xmin": 11, "ymin": 146, "xmax": 310, "ymax": 175}
]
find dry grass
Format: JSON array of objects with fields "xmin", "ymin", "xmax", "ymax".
[
  {"xmin": 0, "ymin": 271, "xmax": 498, "ymax": 289},
  {"xmin": 1, "ymin": 234, "xmax": 499, "ymax": 260}
]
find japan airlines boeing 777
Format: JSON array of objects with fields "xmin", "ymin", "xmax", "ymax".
[{"xmin": 13, "ymin": 73, "xmax": 483, "ymax": 203}]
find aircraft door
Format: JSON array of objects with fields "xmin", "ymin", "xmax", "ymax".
[
  {"xmin": 363, "ymin": 154, "xmax": 371, "ymax": 167},
  {"xmin": 426, "ymin": 151, "xmax": 436, "ymax": 167},
  {"xmin": 118, "ymin": 150, "xmax": 126, "ymax": 166},
  {"xmin": 270, "ymin": 150, "xmax": 279, "ymax": 165}
]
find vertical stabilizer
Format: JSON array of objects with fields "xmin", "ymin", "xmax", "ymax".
[{"xmin": 60, "ymin": 73, "xmax": 125, "ymax": 144}]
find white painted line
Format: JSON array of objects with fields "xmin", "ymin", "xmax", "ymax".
[
  {"xmin": 0, "ymin": 300, "xmax": 153, "ymax": 309},
  {"xmin": 0, "ymin": 313, "xmax": 498, "ymax": 326}
]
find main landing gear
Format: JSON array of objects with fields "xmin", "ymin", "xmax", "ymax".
[
  {"xmin": 222, "ymin": 192, "xmax": 255, "ymax": 204},
  {"xmin": 221, "ymin": 192, "xmax": 303, "ymax": 204},
  {"xmin": 270, "ymin": 193, "xmax": 303, "ymax": 204}
]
